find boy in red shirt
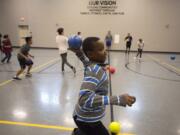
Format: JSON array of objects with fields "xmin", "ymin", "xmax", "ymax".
[{"xmin": 1, "ymin": 35, "xmax": 12, "ymax": 63}]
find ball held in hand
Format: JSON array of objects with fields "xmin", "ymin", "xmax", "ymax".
[{"xmin": 68, "ymin": 35, "xmax": 82, "ymax": 49}]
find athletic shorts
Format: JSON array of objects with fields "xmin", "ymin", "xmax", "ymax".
[{"xmin": 18, "ymin": 57, "xmax": 33, "ymax": 69}]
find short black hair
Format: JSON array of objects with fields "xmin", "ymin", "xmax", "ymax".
[
  {"xmin": 57, "ymin": 28, "xmax": 64, "ymax": 35},
  {"xmin": 77, "ymin": 32, "xmax": 81, "ymax": 35},
  {"xmin": 0, "ymin": 33, "xmax": 2, "ymax": 37},
  {"xmin": 139, "ymin": 38, "xmax": 142, "ymax": 42},
  {"xmin": 82, "ymin": 37, "xmax": 100, "ymax": 56},
  {"xmin": 4, "ymin": 34, "xmax": 8, "ymax": 38},
  {"xmin": 25, "ymin": 36, "xmax": 32, "ymax": 43}
]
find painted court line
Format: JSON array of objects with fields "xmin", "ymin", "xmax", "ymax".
[
  {"xmin": 31, "ymin": 58, "xmax": 59, "ymax": 72},
  {"xmin": 0, "ymin": 120, "xmax": 135, "ymax": 135},
  {"xmin": 0, "ymin": 79, "xmax": 13, "ymax": 87},
  {"xmin": 148, "ymin": 55, "xmax": 180, "ymax": 75},
  {"xmin": 0, "ymin": 120, "xmax": 73, "ymax": 131},
  {"xmin": 0, "ymin": 58, "xmax": 59, "ymax": 87}
]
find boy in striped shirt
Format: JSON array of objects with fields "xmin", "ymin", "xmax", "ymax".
[{"xmin": 71, "ymin": 37, "xmax": 136, "ymax": 135}]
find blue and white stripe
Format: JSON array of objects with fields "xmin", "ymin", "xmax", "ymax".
[{"xmin": 83, "ymin": 76, "xmax": 99, "ymax": 85}]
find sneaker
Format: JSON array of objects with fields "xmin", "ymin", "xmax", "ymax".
[
  {"xmin": 71, "ymin": 128, "xmax": 80, "ymax": 135},
  {"xmin": 13, "ymin": 76, "xmax": 22, "ymax": 80},
  {"xmin": 26, "ymin": 73, "xmax": 32, "ymax": 77},
  {"xmin": 72, "ymin": 67, "xmax": 76, "ymax": 74}
]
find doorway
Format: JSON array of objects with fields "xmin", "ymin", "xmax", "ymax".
[{"xmin": 18, "ymin": 25, "xmax": 29, "ymax": 46}]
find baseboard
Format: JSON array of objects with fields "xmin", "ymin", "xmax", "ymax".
[{"xmin": 12, "ymin": 46, "xmax": 180, "ymax": 54}]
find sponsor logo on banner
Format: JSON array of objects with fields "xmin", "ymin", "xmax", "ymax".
[{"xmin": 80, "ymin": 0, "xmax": 124, "ymax": 15}]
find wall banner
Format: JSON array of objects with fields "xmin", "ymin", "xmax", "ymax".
[{"xmin": 80, "ymin": 0, "xmax": 124, "ymax": 15}]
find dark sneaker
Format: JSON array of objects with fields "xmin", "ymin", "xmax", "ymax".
[
  {"xmin": 71, "ymin": 128, "xmax": 78, "ymax": 135},
  {"xmin": 72, "ymin": 67, "xmax": 76, "ymax": 74},
  {"xmin": 26, "ymin": 73, "xmax": 32, "ymax": 77},
  {"xmin": 13, "ymin": 76, "xmax": 22, "ymax": 80},
  {"xmin": 71, "ymin": 128, "xmax": 85, "ymax": 135}
]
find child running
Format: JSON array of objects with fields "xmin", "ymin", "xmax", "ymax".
[
  {"xmin": 13, "ymin": 37, "xmax": 34, "ymax": 80},
  {"xmin": 70, "ymin": 37, "xmax": 136, "ymax": 135}
]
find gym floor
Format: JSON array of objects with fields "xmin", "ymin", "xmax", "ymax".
[{"xmin": 0, "ymin": 49, "xmax": 180, "ymax": 135}]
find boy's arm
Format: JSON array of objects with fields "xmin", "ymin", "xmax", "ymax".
[
  {"xmin": 28, "ymin": 53, "xmax": 34, "ymax": 58},
  {"xmin": 78, "ymin": 71, "xmax": 135, "ymax": 108},
  {"xmin": 18, "ymin": 52, "xmax": 29, "ymax": 59},
  {"xmin": 69, "ymin": 48, "xmax": 90, "ymax": 67},
  {"xmin": 79, "ymin": 90, "xmax": 135, "ymax": 108}
]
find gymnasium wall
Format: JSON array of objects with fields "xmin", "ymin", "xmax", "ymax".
[{"xmin": 0, "ymin": 0, "xmax": 180, "ymax": 52}]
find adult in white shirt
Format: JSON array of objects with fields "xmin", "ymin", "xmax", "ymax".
[
  {"xmin": 136, "ymin": 38, "xmax": 144, "ymax": 58},
  {"xmin": 56, "ymin": 28, "xmax": 76, "ymax": 74}
]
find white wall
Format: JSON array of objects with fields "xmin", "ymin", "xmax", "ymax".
[{"xmin": 0, "ymin": 0, "xmax": 180, "ymax": 52}]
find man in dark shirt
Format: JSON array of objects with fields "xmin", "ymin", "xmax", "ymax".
[
  {"xmin": 124, "ymin": 33, "xmax": 133, "ymax": 54},
  {"xmin": 13, "ymin": 37, "xmax": 34, "ymax": 80}
]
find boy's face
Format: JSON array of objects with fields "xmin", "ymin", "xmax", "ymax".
[
  {"xmin": 27, "ymin": 39, "xmax": 32, "ymax": 46},
  {"xmin": 88, "ymin": 41, "xmax": 107, "ymax": 63}
]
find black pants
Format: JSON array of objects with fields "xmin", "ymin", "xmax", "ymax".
[
  {"xmin": 73, "ymin": 116, "xmax": 110, "ymax": 135},
  {"xmin": 1, "ymin": 52, "xmax": 11, "ymax": 63},
  {"xmin": 136, "ymin": 49, "xmax": 143, "ymax": 58},
  {"xmin": 60, "ymin": 53, "xmax": 73, "ymax": 71},
  {"xmin": 125, "ymin": 43, "xmax": 131, "ymax": 54}
]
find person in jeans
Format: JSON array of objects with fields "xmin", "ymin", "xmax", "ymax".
[
  {"xmin": 1, "ymin": 35, "xmax": 12, "ymax": 63},
  {"xmin": 56, "ymin": 27, "xmax": 76, "ymax": 74}
]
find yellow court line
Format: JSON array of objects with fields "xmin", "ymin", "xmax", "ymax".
[
  {"xmin": 0, "ymin": 79, "xmax": 13, "ymax": 87},
  {"xmin": 0, "ymin": 120, "xmax": 73, "ymax": 131},
  {"xmin": 31, "ymin": 58, "xmax": 59, "ymax": 72},
  {"xmin": 0, "ymin": 58, "xmax": 59, "ymax": 87},
  {"xmin": 118, "ymin": 133, "xmax": 135, "ymax": 135},
  {"xmin": 0, "ymin": 120, "xmax": 135, "ymax": 135},
  {"xmin": 163, "ymin": 62, "xmax": 180, "ymax": 72},
  {"xmin": 148, "ymin": 55, "xmax": 180, "ymax": 73}
]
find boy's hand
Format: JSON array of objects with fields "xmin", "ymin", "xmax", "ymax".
[
  {"xmin": 119, "ymin": 94, "xmax": 136, "ymax": 107},
  {"xmin": 25, "ymin": 57, "xmax": 31, "ymax": 61},
  {"xmin": 68, "ymin": 47, "xmax": 81, "ymax": 54},
  {"xmin": 28, "ymin": 54, "xmax": 34, "ymax": 58}
]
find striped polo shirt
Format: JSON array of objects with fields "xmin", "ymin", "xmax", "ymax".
[
  {"xmin": 74, "ymin": 63, "xmax": 109, "ymax": 122},
  {"xmin": 73, "ymin": 51, "xmax": 120, "ymax": 123}
]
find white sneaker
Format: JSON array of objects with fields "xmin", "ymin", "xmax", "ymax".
[
  {"xmin": 13, "ymin": 76, "xmax": 22, "ymax": 80},
  {"xmin": 72, "ymin": 67, "xmax": 76, "ymax": 74},
  {"xmin": 26, "ymin": 73, "xmax": 32, "ymax": 77}
]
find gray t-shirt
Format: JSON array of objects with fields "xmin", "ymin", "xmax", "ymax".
[{"xmin": 18, "ymin": 44, "xmax": 30, "ymax": 59}]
